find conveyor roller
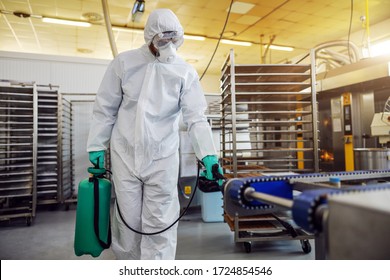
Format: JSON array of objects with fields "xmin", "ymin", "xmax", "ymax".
[{"xmin": 292, "ymin": 183, "xmax": 390, "ymax": 233}]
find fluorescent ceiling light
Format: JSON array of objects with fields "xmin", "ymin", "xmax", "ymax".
[
  {"xmin": 112, "ymin": 26, "xmax": 143, "ymax": 34},
  {"xmin": 229, "ymin": 2, "xmax": 255, "ymax": 14},
  {"xmin": 184, "ymin": 34, "xmax": 205, "ymax": 41},
  {"xmin": 221, "ymin": 39, "xmax": 252, "ymax": 46},
  {"xmin": 268, "ymin": 45, "xmax": 294, "ymax": 52},
  {"xmin": 370, "ymin": 40, "xmax": 390, "ymax": 57},
  {"xmin": 42, "ymin": 17, "xmax": 91, "ymax": 27}
]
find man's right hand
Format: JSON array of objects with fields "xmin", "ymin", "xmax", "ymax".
[{"xmin": 202, "ymin": 155, "xmax": 224, "ymax": 187}]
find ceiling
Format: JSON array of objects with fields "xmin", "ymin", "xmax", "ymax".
[{"xmin": 1, "ymin": 0, "xmax": 390, "ymax": 77}]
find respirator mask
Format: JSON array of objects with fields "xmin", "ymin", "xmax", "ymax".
[
  {"xmin": 157, "ymin": 43, "xmax": 177, "ymax": 63},
  {"xmin": 152, "ymin": 31, "xmax": 183, "ymax": 64}
]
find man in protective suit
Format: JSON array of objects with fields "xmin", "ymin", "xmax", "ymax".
[{"xmin": 87, "ymin": 8, "xmax": 223, "ymax": 260}]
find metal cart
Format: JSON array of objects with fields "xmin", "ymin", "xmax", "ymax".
[
  {"xmin": 36, "ymin": 84, "xmax": 62, "ymax": 206},
  {"xmin": 0, "ymin": 80, "xmax": 37, "ymax": 225},
  {"xmin": 58, "ymin": 96, "xmax": 74, "ymax": 206},
  {"xmin": 0, "ymin": 80, "xmax": 75, "ymax": 223},
  {"xmin": 223, "ymin": 177, "xmax": 314, "ymax": 254},
  {"xmin": 220, "ymin": 49, "xmax": 319, "ymax": 176},
  {"xmin": 219, "ymin": 49, "xmax": 318, "ymax": 253},
  {"xmin": 224, "ymin": 212, "xmax": 312, "ymax": 254}
]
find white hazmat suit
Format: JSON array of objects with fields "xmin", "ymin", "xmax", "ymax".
[{"xmin": 87, "ymin": 9, "xmax": 217, "ymax": 260}]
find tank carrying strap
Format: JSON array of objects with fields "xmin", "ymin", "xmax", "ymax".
[{"xmin": 91, "ymin": 176, "xmax": 112, "ymax": 249}]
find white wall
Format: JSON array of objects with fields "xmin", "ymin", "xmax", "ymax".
[
  {"xmin": 0, "ymin": 51, "xmax": 223, "ymax": 94},
  {"xmin": 0, "ymin": 51, "xmax": 110, "ymax": 93}
]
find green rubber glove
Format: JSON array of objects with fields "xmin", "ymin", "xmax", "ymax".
[
  {"xmin": 89, "ymin": 150, "xmax": 105, "ymax": 169},
  {"xmin": 202, "ymin": 155, "xmax": 224, "ymax": 187}
]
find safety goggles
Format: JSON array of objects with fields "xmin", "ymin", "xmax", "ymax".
[{"xmin": 152, "ymin": 31, "xmax": 184, "ymax": 49}]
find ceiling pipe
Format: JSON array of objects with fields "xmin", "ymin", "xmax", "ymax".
[
  {"xmin": 262, "ymin": 35, "xmax": 276, "ymax": 64},
  {"xmin": 101, "ymin": 0, "xmax": 118, "ymax": 57},
  {"xmin": 365, "ymin": 0, "xmax": 371, "ymax": 55}
]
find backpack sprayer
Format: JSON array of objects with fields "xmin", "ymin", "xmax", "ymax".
[{"xmin": 74, "ymin": 158, "xmax": 225, "ymax": 257}]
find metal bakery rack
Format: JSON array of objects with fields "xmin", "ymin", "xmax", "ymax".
[
  {"xmin": 219, "ymin": 49, "xmax": 319, "ymax": 253},
  {"xmin": 0, "ymin": 80, "xmax": 37, "ymax": 225},
  {"xmin": 0, "ymin": 80, "xmax": 74, "ymax": 225}
]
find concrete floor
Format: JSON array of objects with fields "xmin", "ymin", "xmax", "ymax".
[{"xmin": 0, "ymin": 205, "xmax": 315, "ymax": 260}]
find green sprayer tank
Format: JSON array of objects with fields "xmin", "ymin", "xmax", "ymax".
[{"xmin": 74, "ymin": 168, "xmax": 111, "ymax": 257}]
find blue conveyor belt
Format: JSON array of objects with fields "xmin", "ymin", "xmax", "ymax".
[{"xmin": 225, "ymin": 170, "xmax": 390, "ymax": 233}]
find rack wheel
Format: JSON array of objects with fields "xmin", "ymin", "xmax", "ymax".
[
  {"xmin": 244, "ymin": 242, "xmax": 252, "ymax": 253},
  {"xmin": 26, "ymin": 217, "xmax": 32, "ymax": 227},
  {"xmin": 301, "ymin": 240, "xmax": 311, "ymax": 254}
]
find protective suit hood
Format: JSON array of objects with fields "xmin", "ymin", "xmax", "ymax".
[{"xmin": 144, "ymin": 9, "xmax": 184, "ymax": 47}]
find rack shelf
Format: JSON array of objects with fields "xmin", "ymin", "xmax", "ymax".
[{"xmin": 220, "ymin": 49, "xmax": 319, "ymax": 177}]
